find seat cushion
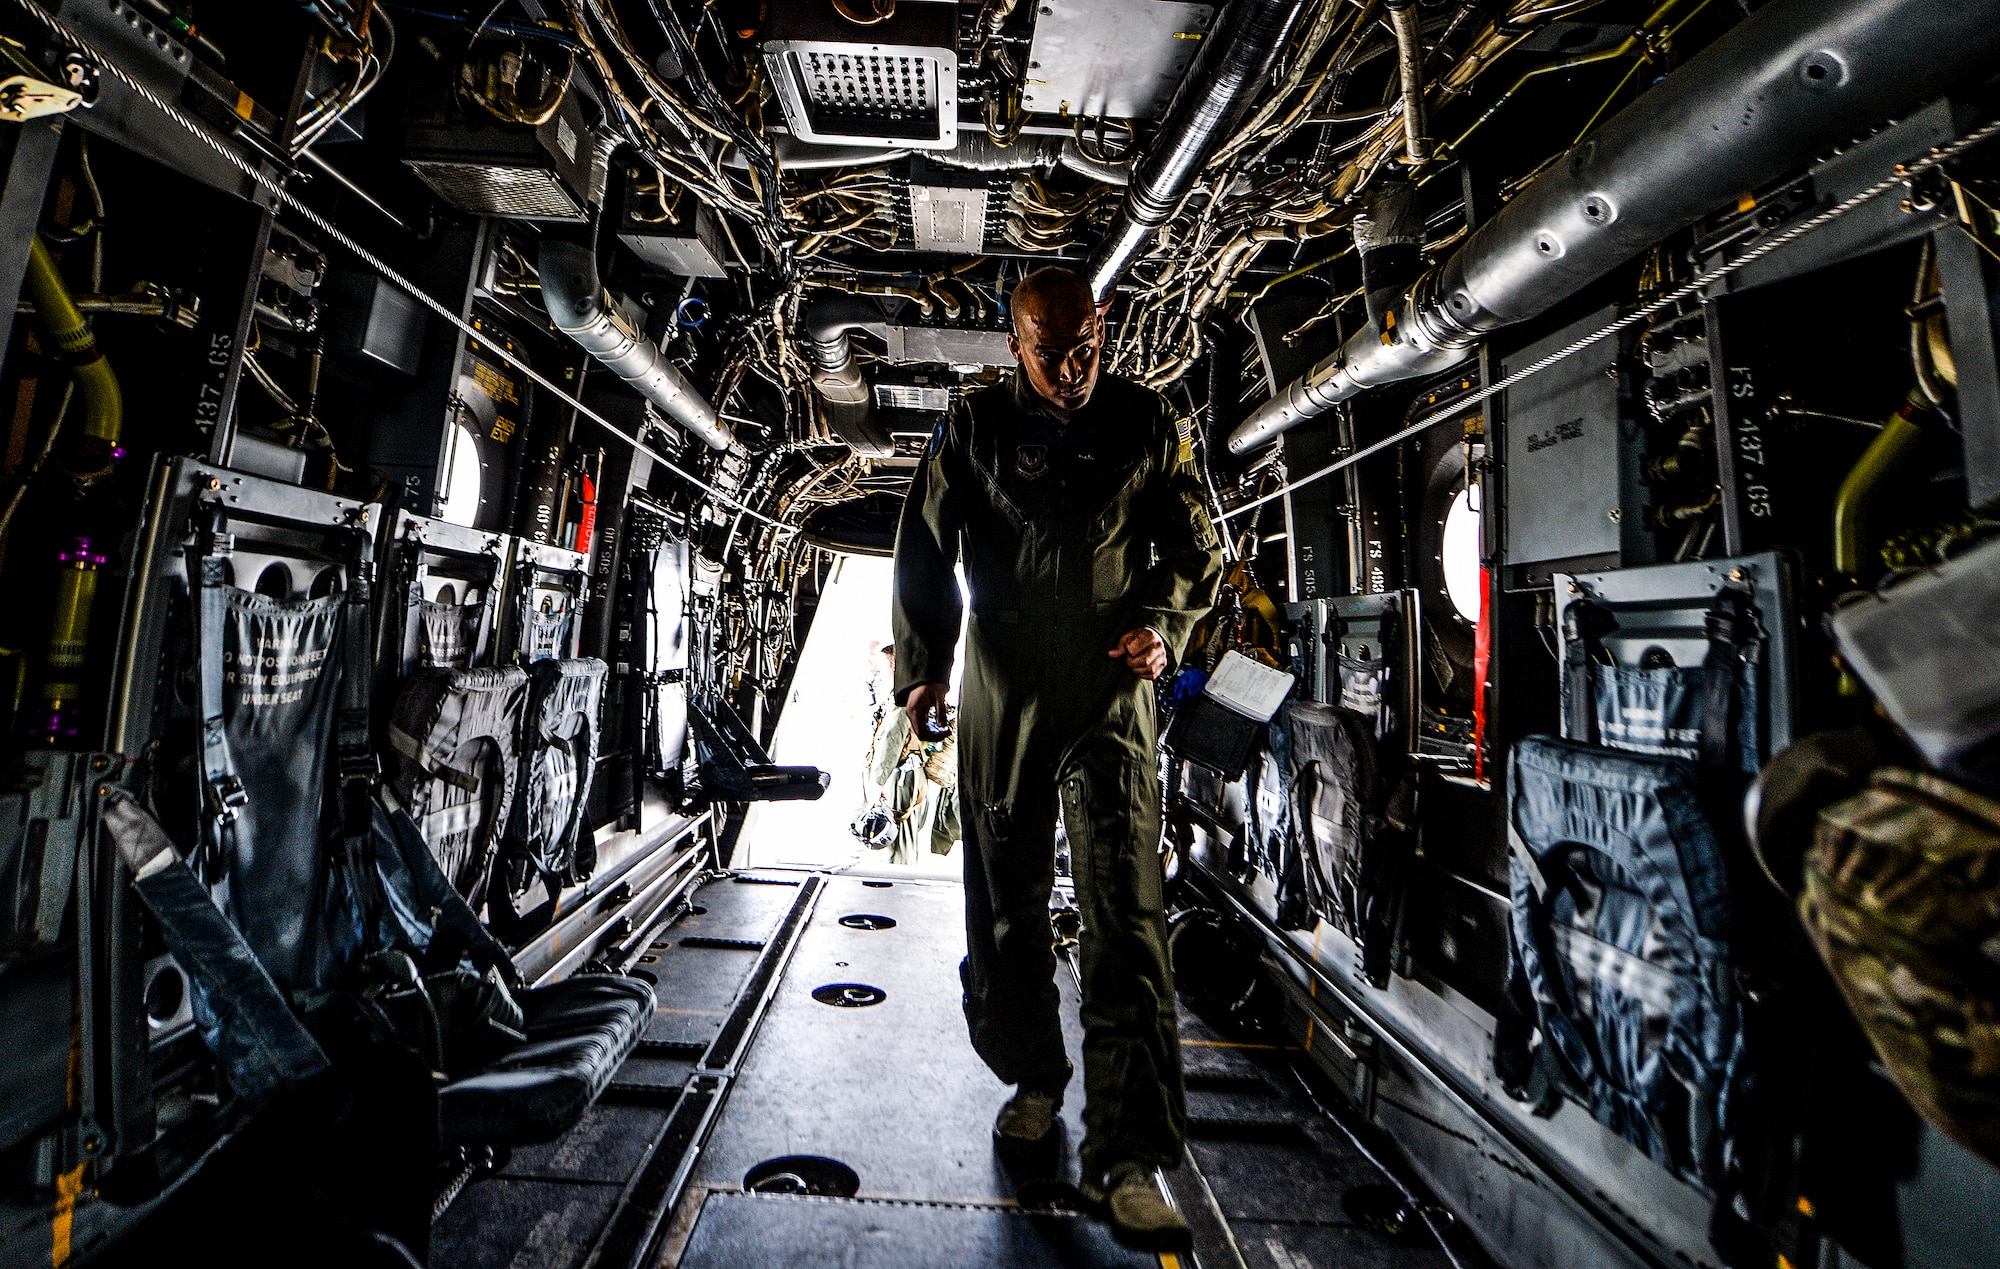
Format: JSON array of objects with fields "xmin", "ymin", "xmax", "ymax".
[{"xmin": 437, "ymin": 974, "xmax": 653, "ymax": 1147}]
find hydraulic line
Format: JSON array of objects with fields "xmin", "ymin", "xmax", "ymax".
[
  {"xmin": 1910, "ymin": 236, "xmax": 1955, "ymax": 410},
  {"xmin": 1832, "ymin": 390, "xmax": 1935, "ymax": 581},
  {"xmin": 1439, "ymin": 0, "xmax": 1683, "ymax": 160},
  {"xmin": 20, "ymin": 236, "xmax": 121, "ymax": 485},
  {"xmin": 38, "ymin": 537, "xmax": 104, "ymax": 743}
]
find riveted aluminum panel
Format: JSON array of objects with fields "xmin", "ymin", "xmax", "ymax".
[{"xmin": 1021, "ymin": 0, "xmax": 1215, "ymax": 121}]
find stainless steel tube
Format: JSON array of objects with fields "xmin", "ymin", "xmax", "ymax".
[
  {"xmin": 1082, "ymin": 0, "xmax": 1314, "ymax": 302},
  {"xmin": 1228, "ymin": 0, "xmax": 2000, "ymax": 453},
  {"xmin": 539, "ymin": 240, "xmax": 732, "ymax": 451}
]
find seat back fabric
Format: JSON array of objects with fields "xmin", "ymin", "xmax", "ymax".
[
  {"xmin": 1506, "ymin": 735, "xmax": 1742, "ymax": 1190},
  {"xmin": 417, "ymin": 600, "xmax": 486, "ymax": 671},
  {"xmin": 494, "ymin": 658, "xmax": 607, "ymax": 927},
  {"xmin": 186, "ymin": 506, "xmax": 377, "ymax": 992},
  {"xmin": 1559, "ymin": 574, "xmax": 1769, "ymax": 777},
  {"xmin": 386, "ymin": 665, "xmax": 528, "ymax": 904},
  {"xmin": 1283, "ymin": 701, "xmax": 1414, "ymax": 986}
]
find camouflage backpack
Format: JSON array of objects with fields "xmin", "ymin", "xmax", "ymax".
[{"xmin": 1800, "ymin": 767, "xmax": 2000, "ymax": 1165}]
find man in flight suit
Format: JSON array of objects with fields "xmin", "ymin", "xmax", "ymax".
[{"xmin": 891, "ymin": 265, "xmax": 1223, "ymax": 1249}]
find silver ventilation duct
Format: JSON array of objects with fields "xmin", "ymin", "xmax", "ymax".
[
  {"xmin": 539, "ymin": 240, "xmax": 732, "ymax": 451},
  {"xmin": 1082, "ymin": 0, "xmax": 1314, "ymax": 302},
  {"xmin": 801, "ymin": 296, "xmax": 896, "ymax": 458},
  {"xmin": 1227, "ymin": 0, "xmax": 2000, "ymax": 454}
]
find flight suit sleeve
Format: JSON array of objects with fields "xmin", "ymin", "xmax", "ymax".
[
  {"xmin": 1133, "ymin": 404, "xmax": 1224, "ymax": 660},
  {"xmin": 891, "ymin": 410, "xmax": 967, "ymax": 703},
  {"xmin": 870, "ymin": 707, "xmax": 909, "ymax": 787}
]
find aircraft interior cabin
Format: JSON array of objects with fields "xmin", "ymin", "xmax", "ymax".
[{"xmin": 0, "ymin": 1, "xmax": 1998, "ymax": 1267}]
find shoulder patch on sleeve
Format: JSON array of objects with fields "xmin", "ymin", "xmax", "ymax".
[
  {"xmin": 1173, "ymin": 414, "xmax": 1195, "ymax": 467},
  {"xmin": 925, "ymin": 417, "xmax": 946, "ymax": 460}
]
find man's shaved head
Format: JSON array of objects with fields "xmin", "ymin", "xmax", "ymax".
[
  {"xmin": 1010, "ymin": 266, "xmax": 1096, "ymax": 337},
  {"xmin": 1008, "ymin": 266, "xmax": 1105, "ymax": 416}
]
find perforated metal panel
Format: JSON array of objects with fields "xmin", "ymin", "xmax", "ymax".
[
  {"xmin": 766, "ymin": 43, "xmax": 957, "ymax": 148},
  {"xmin": 405, "ymin": 160, "xmax": 586, "ymax": 222},
  {"xmin": 875, "ymin": 384, "xmax": 950, "ymax": 411},
  {"xmin": 760, "ymin": 0, "xmax": 958, "ymax": 149},
  {"xmin": 801, "ymin": 50, "xmax": 933, "ymax": 113}
]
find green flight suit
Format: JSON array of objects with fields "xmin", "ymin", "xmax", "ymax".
[{"xmin": 891, "ymin": 368, "xmax": 1223, "ymax": 1180}]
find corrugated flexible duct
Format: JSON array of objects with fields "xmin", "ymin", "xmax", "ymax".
[
  {"xmin": 539, "ymin": 240, "xmax": 733, "ymax": 451},
  {"xmin": 1082, "ymin": 0, "xmax": 1315, "ymax": 303},
  {"xmin": 1227, "ymin": 0, "xmax": 2000, "ymax": 454},
  {"xmin": 801, "ymin": 295, "xmax": 896, "ymax": 458}
]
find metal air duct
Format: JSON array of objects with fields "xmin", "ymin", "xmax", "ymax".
[
  {"xmin": 1227, "ymin": 0, "xmax": 2000, "ymax": 454},
  {"xmin": 1082, "ymin": 0, "xmax": 1313, "ymax": 302},
  {"xmin": 801, "ymin": 295, "xmax": 896, "ymax": 458},
  {"xmin": 538, "ymin": 240, "xmax": 732, "ymax": 451}
]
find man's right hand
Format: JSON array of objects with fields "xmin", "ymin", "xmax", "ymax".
[{"xmin": 904, "ymin": 682, "xmax": 952, "ymax": 741}]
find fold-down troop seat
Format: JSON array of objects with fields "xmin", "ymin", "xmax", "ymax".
[
  {"xmin": 115, "ymin": 460, "xmax": 648, "ymax": 1163},
  {"xmin": 379, "ymin": 519, "xmax": 608, "ymax": 928}
]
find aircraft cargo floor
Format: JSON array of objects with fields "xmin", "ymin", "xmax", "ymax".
[{"xmin": 432, "ymin": 868, "xmax": 1476, "ymax": 1269}]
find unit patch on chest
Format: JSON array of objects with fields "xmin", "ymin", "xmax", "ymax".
[{"xmin": 1015, "ymin": 444, "xmax": 1050, "ymax": 480}]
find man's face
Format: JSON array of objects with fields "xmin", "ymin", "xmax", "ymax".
[{"xmin": 1009, "ymin": 306, "xmax": 1104, "ymax": 416}]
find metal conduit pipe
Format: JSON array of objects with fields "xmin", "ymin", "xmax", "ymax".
[
  {"xmin": 538, "ymin": 240, "xmax": 732, "ymax": 451},
  {"xmin": 1833, "ymin": 389, "xmax": 1936, "ymax": 580},
  {"xmin": 1227, "ymin": 0, "xmax": 2000, "ymax": 455},
  {"xmin": 22, "ymin": 237, "xmax": 122, "ymax": 483},
  {"xmin": 931, "ymin": 133, "xmax": 1059, "ymax": 172},
  {"xmin": 1383, "ymin": 0, "xmax": 1431, "ymax": 165},
  {"xmin": 1083, "ymin": 0, "xmax": 1314, "ymax": 302},
  {"xmin": 800, "ymin": 295, "xmax": 895, "ymax": 458}
]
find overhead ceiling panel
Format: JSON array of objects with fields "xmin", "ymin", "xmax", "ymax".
[{"xmin": 1021, "ymin": 0, "xmax": 1216, "ymax": 122}]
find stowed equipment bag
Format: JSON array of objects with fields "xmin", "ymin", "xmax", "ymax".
[
  {"xmin": 1280, "ymin": 701, "xmax": 1414, "ymax": 987},
  {"xmin": 490, "ymin": 658, "xmax": 608, "ymax": 939},
  {"xmin": 386, "ymin": 664, "xmax": 528, "ymax": 905},
  {"xmin": 1503, "ymin": 736, "xmax": 1743, "ymax": 1189},
  {"xmin": 1800, "ymin": 768, "xmax": 2000, "ymax": 1165}
]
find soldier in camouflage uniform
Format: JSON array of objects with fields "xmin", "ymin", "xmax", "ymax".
[{"xmin": 892, "ymin": 265, "xmax": 1223, "ymax": 1249}]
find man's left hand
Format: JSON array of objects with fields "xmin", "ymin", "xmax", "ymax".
[{"xmin": 1108, "ymin": 628, "xmax": 1169, "ymax": 681}]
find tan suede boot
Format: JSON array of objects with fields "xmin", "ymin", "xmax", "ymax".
[
  {"xmin": 993, "ymin": 1088, "xmax": 1061, "ymax": 1144},
  {"xmin": 1088, "ymin": 1163, "xmax": 1191, "ymax": 1252}
]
